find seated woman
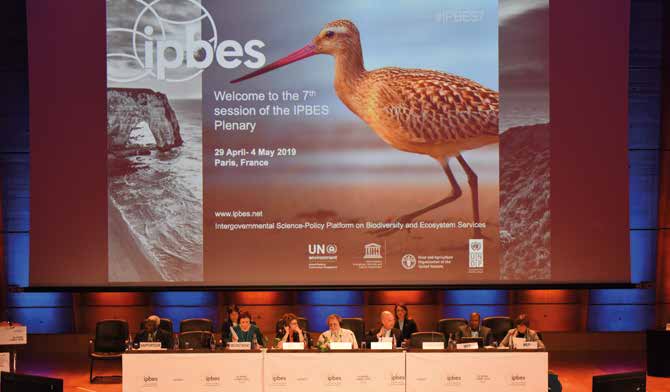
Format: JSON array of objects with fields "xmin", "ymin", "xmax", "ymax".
[
  {"xmin": 277, "ymin": 314, "xmax": 311, "ymax": 349},
  {"xmin": 221, "ymin": 304, "xmax": 241, "ymax": 344},
  {"xmin": 317, "ymin": 314, "xmax": 358, "ymax": 349},
  {"xmin": 500, "ymin": 316, "xmax": 545, "ymax": 349},
  {"xmin": 231, "ymin": 312, "xmax": 264, "ymax": 348},
  {"xmin": 393, "ymin": 304, "xmax": 418, "ymax": 346}
]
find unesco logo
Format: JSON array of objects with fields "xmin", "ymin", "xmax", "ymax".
[
  {"xmin": 401, "ymin": 254, "xmax": 417, "ymax": 270},
  {"xmin": 107, "ymin": 0, "xmax": 266, "ymax": 82}
]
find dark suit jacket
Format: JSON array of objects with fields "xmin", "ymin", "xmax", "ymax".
[
  {"xmin": 394, "ymin": 318, "xmax": 418, "ymax": 341},
  {"xmin": 133, "ymin": 328, "xmax": 173, "ymax": 349},
  {"xmin": 365, "ymin": 327, "xmax": 403, "ymax": 347},
  {"xmin": 455, "ymin": 324, "xmax": 493, "ymax": 346}
]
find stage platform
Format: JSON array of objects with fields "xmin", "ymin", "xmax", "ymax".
[{"xmin": 10, "ymin": 350, "xmax": 670, "ymax": 392}]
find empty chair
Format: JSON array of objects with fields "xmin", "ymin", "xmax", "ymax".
[
  {"xmin": 140, "ymin": 318, "xmax": 174, "ymax": 335},
  {"xmin": 180, "ymin": 318, "xmax": 213, "ymax": 333},
  {"xmin": 340, "ymin": 318, "xmax": 365, "ymax": 347},
  {"xmin": 297, "ymin": 317, "xmax": 309, "ymax": 332},
  {"xmin": 178, "ymin": 331, "xmax": 213, "ymax": 349},
  {"xmin": 437, "ymin": 318, "xmax": 467, "ymax": 339},
  {"xmin": 89, "ymin": 319, "xmax": 129, "ymax": 383},
  {"xmin": 410, "ymin": 332, "xmax": 445, "ymax": 349},
  {"xmin": 482, "ymin": 316, "xmax": 513, "ymax": 344}
]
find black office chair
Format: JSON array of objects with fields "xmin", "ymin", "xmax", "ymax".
[
  {"xmin": 89, "ymin": 319, "xmax": 129, "ymax": 383},
  {"xmin": 139, "ymin": 318, "xmax": 174, "ymax": 335},
  {"xmin": 297, "ymin": 317, "xmax": 309, "ymax": 332},
  {"xmin": 437, "ymin": 318, "xmax": 467, "ymax": 338},
  {"xmin": 340, "ymin": 318, "xmax": 365, "ymax": 347},
  {"xmin": 482, "ymin": 316, "xmax": 513, "ymax": 344},
  {"xmin": 178, "ymin": 331, "xmax": 213, "ymax": 349},
  {"xmin": 180, "ymin": 318, "xmax": 213, "ymax": 333},
  {"xmin": 409, "ymin": 332, "xmax": 445, "ymax": 349}
]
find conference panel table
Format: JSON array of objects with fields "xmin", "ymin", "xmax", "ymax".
[
  {"xmin": 406, "ymin": 350, "xmax": 548, "ymax": 391},
  {"xmin": 122, "ymin": 348, "xmax": 547, "ymax": 391}
]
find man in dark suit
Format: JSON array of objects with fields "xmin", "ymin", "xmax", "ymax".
[
  {"xmin": 133, "ymin": 315, "xmax": 173, "ymax": 349},
  {"xmin": 455, "ymin": 312, "xmax": 493, "ymax": 346},
  {"xmin": 365, "ymin": 311, "xmax": 403, "ymax": 347}
]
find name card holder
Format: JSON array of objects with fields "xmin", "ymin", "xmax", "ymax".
[
  {"xmin": 371, "ymin": 341, "xmax": 392, "ymax": 350},
  {"xmin": 0, "ymin": 326, "xmax": 27, "ymax": 345},
  {"xmin": 456, "ymin": 342, "xmax": 479, "ymax": 350},
  {"xmin": 138, "ymin": 342, "xmax": 163, "ymax": 351},
  {"xmin": 227, "ymin": 342, "xmax": 251, "ymax": 350},
  {"xmin": 519, "ymin": 341, "xmax": 538, "ymax": 350},
  {"xmin": 512, "ymin": 338, "xmax": 526, "ymax": 349},
  {"xmin": 282, "ymin": 342, "xmax": 304, "ymax": 350},
  {"xmin": 329, "ymin": 342, "xmax": 353, "ymax": 350},
  {"xmin": 422, "ymin": 342, "xmax": 444, "ymax": 350}
]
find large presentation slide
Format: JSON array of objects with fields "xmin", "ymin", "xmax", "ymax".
[{"xmin": 27, "ymin": 0, "xmax": 631, "ymax": 287}]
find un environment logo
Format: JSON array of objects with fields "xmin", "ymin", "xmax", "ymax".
[{"xmin": 107, "ymin": 0, "xmax": 218, "ymax": 83}]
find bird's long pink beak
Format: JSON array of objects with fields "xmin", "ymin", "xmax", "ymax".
[{"xmin": 230, "ymin": 44, "xmax": 318, "ymax": 83}]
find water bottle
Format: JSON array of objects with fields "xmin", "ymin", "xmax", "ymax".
[
  {"xmin": 173, "ymin": 334, "xmax": 179, "ymax": 351},
  {"xmin": 210, "ymin": 335, "xmax": 216, "ymax": 351},
  {"xmin": 448, "ymin": 333, "xmax": 456, "ymax": 351}
]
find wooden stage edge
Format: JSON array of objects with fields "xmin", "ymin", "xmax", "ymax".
[{"xmin": 8, "ymin": 333, "xmax": 670, "ymax": 392}]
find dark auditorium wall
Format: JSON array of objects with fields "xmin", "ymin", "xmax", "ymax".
[{"xmin": 1, "ymin": 0, "xmax": 669, "ymax": 336}]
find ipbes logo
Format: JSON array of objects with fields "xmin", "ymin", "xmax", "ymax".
[
  {"xmin": 142, "ymin": 375, "xmax": 158, "ymax": 386},
  {"xmin": 107, "ymin": 0, "xmax": 266, "ymax": 83}
]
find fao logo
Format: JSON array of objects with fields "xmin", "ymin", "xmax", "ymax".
[{"xmin": 401, "ymin": 254, "xmax": 417, "ymax": 270}]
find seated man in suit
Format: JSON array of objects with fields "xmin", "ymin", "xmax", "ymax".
[
  {"xmin": 133, "ymin": 315, "xmax": 173, "ymax": 349},
  {"xmin": 500, "ymin": 316, "xmax": 545, "ymax": 349},
  {"xmin": 455, "ymin": 312, "xmax": 493, "ymax": 346},
  {"xmin": 365, "ymin": 310, "xmax": 403, "ymax": 348}
]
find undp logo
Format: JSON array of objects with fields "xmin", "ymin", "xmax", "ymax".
[{"xmin": 107, "ymin": 0, "xmax": 265, "ymax": 83}]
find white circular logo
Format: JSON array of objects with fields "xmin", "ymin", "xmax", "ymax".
[
  {"xmin": 326, "ymin": 244, "xmax": 338, "ymax": 254},
  {"xmin": 106, "ymin": 0, "xmax": 218, "ymax": 83},
  {"xmin": 401, "ymin": 254, "xmax": 417, "ymax": 270}
]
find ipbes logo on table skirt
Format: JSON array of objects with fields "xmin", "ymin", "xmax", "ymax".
[{"xmin": 107, "ymin": 0, "xmax": 266, "ymax": 83}]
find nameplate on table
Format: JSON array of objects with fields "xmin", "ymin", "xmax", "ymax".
[
  {"xmin": 519, "ymin": 341, "xmax": 539, "ymax": 350},
  {"xmin": 329, "ymin": 342, "xmax": 353, "ymax": 350},
  {"xmin": 0, "ymin": 352, "xmax": 8, "ymax": 373},
  {"xmin": 282, "ymin": 342, "xmax": 304, "ymax": 350},
  {"xmin": 666, "ymin": 323, "xmax": 670, "ymax": 331},
  {"xmin": 371, "ymin": 341, "xmax": 392, "ymax": 350},
  {"xmin": 227, "ymin": 342, "xmax": 251, "ymax": 350},
  {"xmin": 0, "ymin": 326, "xmax": 27, "ymax": 345},
  {"xmin": 138, "ymin": 342, "xmax": 163, "ymax": 350},
  {"xmin": 512, "ymin": 337, "xmax": 526, "ymax": 349},
  {"xmin": 456, "ymin": 342, "xmax": 479, "ymax": 350},
  {"xmin": 422, "ymin": 342, "xmax": 444, "ymax": 350}
]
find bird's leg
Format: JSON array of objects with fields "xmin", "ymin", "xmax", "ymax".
[
  {"xmin": 455, "ymin": 154, "xmax": 484, "ymax": 239},
  {"xmin": 373, "ymin": 158, "xmax": 462, "ymax": 237}
]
